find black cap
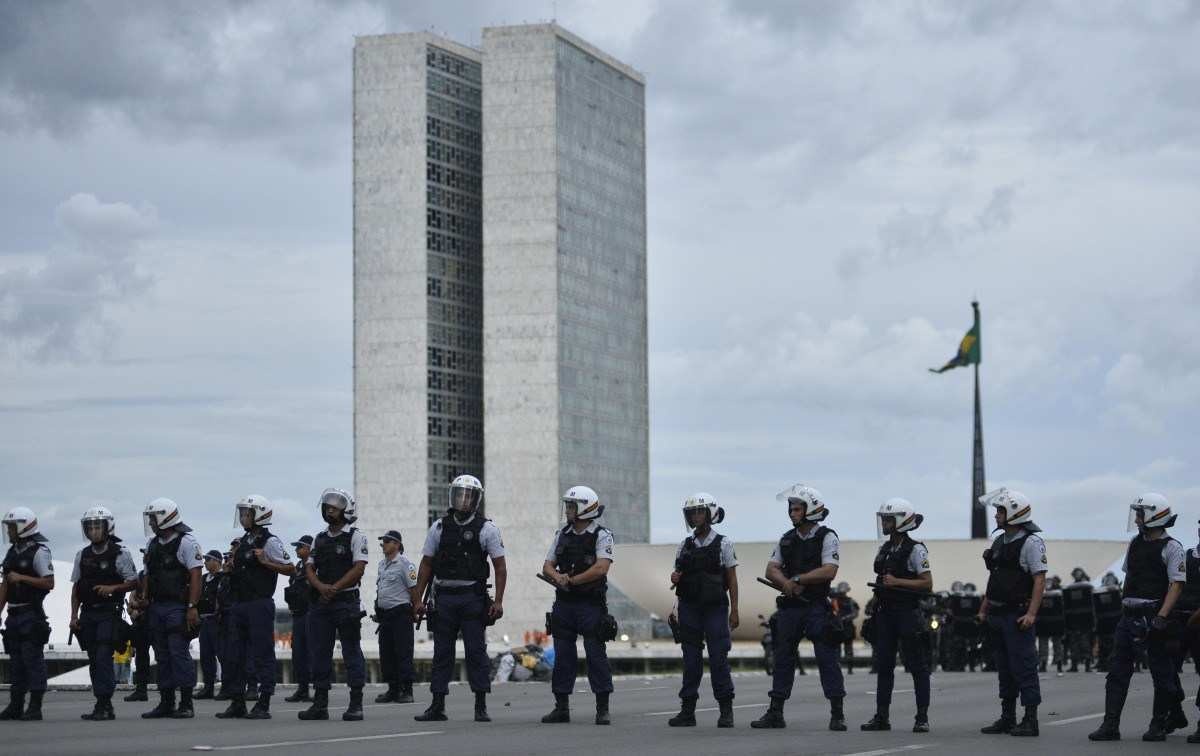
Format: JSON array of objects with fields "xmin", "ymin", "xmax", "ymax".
[
  {"xmin": 379, "ymin": 529, "xmax": 403, "ymax": 543},
  {"xmin": 203, "ymin": 549, "xmax": 223, "ymax": 562},
  {"xmin": 291, "ymin": 534, "xmax": 314, "ymax": 548}
]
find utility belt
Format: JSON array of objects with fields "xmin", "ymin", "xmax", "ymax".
[
  {"xmin": 373, "ymin": 603, "xmax": 413, "ymax": 623},
  {"xmin": 1122, "ymin": 601, "xmax": 1161, "ymax": 619},
  {"xmin": 987, "ymin": 601, "xmax": 1028, "ymax": 616},
  {"xmin": 545, "ymin": 602, "xmax": 618, "ymax": 643},
  {"xmin": 326, "ymin": 589, "xmax": 360, "ymax": 603},
  {"xmin": 7, "ymin": 603, "xmax": 45, "ymax": 614},
  {"xmin": 76, "ymin": 606, "xmax": 132, "ymax": 652},
  {"xmin": 1, "ymin": 605, "xmax": 51, "ymax": 652},
  {"xmin": 435, "ymin": 583, "xmax": 485, "ymax": 596},
  {"xmin": 776, "ymin": 595, "xmax": 824, "ymax": 611},
  {"xmin": 556, "ymin": 589, "xmax": 607, "ymax": 605}
]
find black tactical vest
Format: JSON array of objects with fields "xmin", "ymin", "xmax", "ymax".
[
  {"xmin": 77, "ymin": 539, "xmax": 125, "ymax": 609},
  {"xmin": 145, "ymin": 532, "xmax": 191, "ymax": 603},
  {"xmin": 2, "ymin": 542, "xmax": 49, "ymax": 606},
  {"xmin": 197, "ymin": 572, "xmax": 220, "ymax": 615},
  {"xmin": 1180, "ymin": 549, "xmax": 1200, "ymax": 612},
  {"xmin": 283, "ymin": 562, "xmax": 311, "ymax": 615},
  {"xmin": 675, "ymin": 533, "xmax": 727, "ymax": 606},
  {"xmin": 1122, "ymin": 535, "xmax": 1174, "ymax": 601},
  {"xmin": 433, "ymin": 515, "xmax": 489, "ymax": 582},
  {"xmin": 984, "ymin": 530, "xmax": 1034, "ymax": 606},
  {"xmin": 778, "ymin": 526, "xmax": 837, "ymax": 602},
  {"xmin": 873, "ymin": 535, "xmax": 923, "ymax": 609},
  {"xmin": 232, "ymin": 528, "xmax": 279, "ymax": 602},
  {"xmin": 554, "ymin": 526, "xmax": 607, "ymax": 599},
  {"xmin": 312, "ymin": 528, "xmax": 357, "ymax": 587}
]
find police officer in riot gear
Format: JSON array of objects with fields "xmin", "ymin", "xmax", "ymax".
[
  {"xmin": 139, "ymin": 498, "xmax": 203, "ymax": 719},
  {"xmin": 861, "ymin": 498, "xmax": 933, "ymax": 734},
  {"xmin": 1064, "ymin": 567, "xmax": 1095, "ymax": 672},
  {"xmin": 124, "ymin": 557, "xmax": 152, "ymax": 703},
  {"xmin": 374, "ymin": 530, "xmax": 418, "ymax": 704},
  {"xmin": 752, "ymin": 484, "xmax": 847, "ymax": 731},
  {"xmin": 70, "ymin": 507, "xmax": 139, "ymax": 720},
  {"xmin": 977, "ymin": 489, "xmax": 1047, "ymax": 737},
  {"xmin": 299, "ymin": 488, "xmax": 369, "ymax": 722},
  {"xmin": 194, "ymin": 550, "xmax": 224, "ymax": 700},
  {"xmin": 283, "ymin": 535, "xmax": 313, "ymax": 703},
  {"xmin": 1094, "ymin": 571, "xmax": 1123, "ymax": 671},
  {"xmin": 666, "ymin": 493, "xmax": 738, "ymax": 728},
  {"xmin": 832, "ymin": 582, "xmax": 859, "ymax": 674},
  {"xmin": 541, "ymin": 486, "xmax": 616, "ymax": 726},
  {"xmin": 0, "ymin": 507, "xmax": 55, "ymax": 721},
  {"xmin": 414, "ymin": 475, "xmax": 507, "ymax": 723},
  {"xmin": 1037, "ymin": 575, "xmax": 1066, "ymax": 673},
  {"xmin": 1089, "ymin": 493, "xmax": 1187, "ymax": 742},
  {"xmin": 217, "ymin": 496, "xmax": 294, "ymax": 720}
]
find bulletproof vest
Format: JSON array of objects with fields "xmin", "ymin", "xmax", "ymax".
[
  {"xmin": 77, "ymin": 539, "xmax": 125, "ymax": 609},
  {"xmin": 984, "ymin": 530, "xmax": 1034, "ymax": 606},
  {"xmin": 433, "ymin": 515, "xmax": 489, "ymax": 582},
  {"xmin": 675, "ymin": 533, "xmax": 726, "ymax": 606},
  {"xmin": 197, "ymin": 573, "xmax": 221, "ymax": 615},
  {"xmin": 312, "ymin": 528, "xmax": 357, "ymax": 587},
  {"xmin": 145, "ymin": 532, "xmax": 191, "ymax": 603},
  {"xmin": 284, "ymin": 562, "xmax": 311, "ymax": 615},
  {"xmin": 1122, "ymin": 534, "xmax": 1173, "ymax": 601},
  {"xmin": 1180, "ymin": 550, "xmax": 1200, "ymax": 611},
  {"xmin": 554, "ymin": 526, "xmax": 607, "ymax": 599},
  {"xmin": 872, "ymin": 535, "xmax": 922, "ymax": 609},
  {"xmin": 778, "ymin": 526, "xmax": 836, "ymax": 602},
  {"xmin": 2, "ymin": 542, "xmax": 49, "ymax": 606},
  {"xmin": 232, "ymin": 528, "xmax": 279, "ymax": 602},
  {"xmin": 1036, "ymin": 589, "xmax": 1065, "ymax": 637}
]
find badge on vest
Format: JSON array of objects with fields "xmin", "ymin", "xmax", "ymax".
[
  {"xmin": 335, "ymin": 544, "xmax": 346, "ymax": 555},
  {"xmin": 463, "ymin": 530, "xmax": 475, "ymax": 541},
  {"xmin": 99, "ymin": 561, "xmax": 110, "ymax": 570}
]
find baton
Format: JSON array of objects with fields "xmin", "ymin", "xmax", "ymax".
[
  {"xmin": 868, "ymin": 582, "xmax": 933, "ymax": 597},
  {"xmin": 536, "ymin": 572, "xmax": 566, "ymax": 590},
  {"xmin": 414, "ymin": 584, "xmax": 431, "ymax": 630},
  {"xmin": 758, "ymin": 576, "xmax": 812, "ymax": 605}
]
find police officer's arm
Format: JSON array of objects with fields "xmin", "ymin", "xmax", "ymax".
[
  {"xmin": 1017, "ymin": 572, "xmax": 1045, "ymax": 630},
  {"xmin": 8, "ymin": 571, "xmax": 54, "ymax": 593},
  {"xmin": 793, "ymin": 563, "xmax": 838, "ymax": 586},
  {"xmin": 884, "ymin": 571, "xmax": 932, "ymax": 593},
  {"xmin": 186, "ymin": 566, "xmax": 202, "ymax": 627},
  {"xmin": 489, "ymin": 556, "xmax": 507, "ymax": 619},
  {"xmin": 330, "ymin": 561, "xmax": 366, "ymax": 592},
  {"xmin": 725, "ymin": 566, "xmax": 739, "ymax": 629},
  {"xmin": 565, "ymin": 558, "xmax": 611, "ymax": 587},
  {"xmin": 70, "ymin": 581, "xmax": 82, "ymax": 628},
  {"xmin": 1160, "ymin": 581, "xmax": 1184, "ymax": 617},
  {"xmin": 542, "ymin": 559, "xmax": 569, "ymax": 587},
  {"xmin": 255, "ymin": 540, "xmax": 296, "ymax": 576},
  {"xmin": 413, "ymin": 556, "xmax": 434, "ymax": 609},
  {"xmin": 0, "ymin": 579, "xmax": 6, "ymax": 613}
]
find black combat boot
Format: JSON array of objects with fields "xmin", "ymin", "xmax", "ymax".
[
  {"xmin": 861, "ymin": 710, "xmax": 891, "ymax": 731},
  {"xmin": 0, "ymin": 691, "xmax": 26, "ymax": 720},
  {"xmin": 1168, "ymin": 699, "xmax": 1188, "ymax": 732},
  {"xmin": 595, "ymin": 692, "xmax": 611, "ymax": 726},
  {"xmin": 914, "ymin": 706, "xmax": 930, "ymax": 733},
  {"xmin": 375, "ymin": 685, "xmax": 397, "ymax": 704},
  {"xmin": 981, "ymin": 698, "xmax": 1017, "ymax": 734},
  {"xmin": 213, "ymin": 685, "xmax": 231, "ymax": 702},
  {"xmin": 172, "ymin": 687, "xmax": 194, "ymax": 718},
  {"xmin": 542, "ymin": 693, "xmax": 571, "ymax": 724},
  {"xmin": 343, "ymin": 687, "xmax": 364, "ymax": 721},
  {"xmin": 194, "ymin": 683, "xmax": 215, "ymax": 700},
  {"xmin": 473, "ymin": 691, "xmax": 490, "ymax": 722},
  {"xmin": 283, "ymin": 684, "xmax": 310, "ymax": 703},
  {"xmin": 244, "ymin": 691, "xmax": 271, "ymax": 720},
  {"xmin": 396, "ymin": 683, "xmax": 414, "ymax": 704},
  {"xmin": 716, "ymin": 697, "xmax": 734, "ymax": 728},
  {"xmin": 82, "ymin": 695, "xmax": 115, "ymax": 721},
  {"xmin": 297, "ymin": 688, "xmax": 329, "ymax": 720},
  {"xmin": 829, "ymin": 696, "xmax": 847, "ymax": 731},
  {"xmin": 215, "ymin": 694, "xmax": 247, "ymax": 719},
  {"xmin": 1010, "ymin": 705, "xmax": 1039, "ymax": 737},
  {"xmin": 668, "ymin": 696, "xmax": 697, "ymax": 727},
  {"xmin": 1143, "ymin": 716, "xmax": 1170, "ymax": 742},
  {"xmin": 142, "ymin": 688, "xmax": 176, "ymax": 719},
  {"xmin": 124, "ymin": 684, "xmax": 149, "ymax": 702},
  {"xmin": 19, "ymin": 690, "xmax": 44, "ymax": 721},
  {"xmin": 1089, "ymin": 686, "xmax": 1124, "ymax": 741},
  {"xmin": 751, "ymin": 697, "xmax": 786, "ymax": 729},
  {"xmin": 414, "ymin": 692, "xmax": 446, "ymax": 722}
]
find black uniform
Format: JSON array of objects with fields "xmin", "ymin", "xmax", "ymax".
[{"xmin": 867, "ymin": 535, "xmax": 931, "ymax": 725}]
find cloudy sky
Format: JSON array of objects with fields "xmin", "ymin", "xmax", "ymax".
[{"xmin": 2, "ymin": 0, "xmax": 1198, "ymax": 558}]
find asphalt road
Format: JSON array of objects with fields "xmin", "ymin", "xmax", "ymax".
[{"xmin": 0, "ymin": 669, "xmax": 1190, "ymax": 755}]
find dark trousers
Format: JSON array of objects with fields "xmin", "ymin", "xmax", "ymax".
[
  {"xmin": 148, "ymin": 601, "xmax": 195, "ymax": 691},
  {"xmin": 227, "ymin": 598, "xmax": 276, "ymax": 696},
  {"xmin": 4, "ymin": 608, "xmax": 48, "ymax": 693},
  {"xmin": 677, "ymin": 599, "xmax": 733, "ymax": 701},
  {"xmin": 872, "ymin": 606, "xmax": 930, "ymax": 712},
  {"xmin": 79, "ymin": 607, "xmax": 119, "ymax": 697},
  {"xmin": 1106, "ymin": 615, "xmax": 1182, "ymax": 719},
  {"xmin": 291, "ymin": 612, "xmax": 310, "ymax": 686},
  {"xmin": 377, "ymin": 604, "xmax": 415, "ymax": 688},
  {"xmin": 198, "ymin": 615, "xmax": 219, "ymax": 687},
  {"xmin": 309, "ymin": 597, "xmax": 365, "ymax": 690},
  {"xmin": 987, "ymin": 610, "xmax": 1040, "ymax": 706},
  {"xmin": 550, "ymin": 599, "xmax": 614, "ymax": 696},
  {"xmin": 430, "ymin": 590, "xmax": 490, "ymax": 695},
  {"xmin": 770, "ymin": 603, "xmax": 845, "ymax": 701},
  {"xmin": 130, "ymin": 619, "xmax": 152, "ymax": 687},
  {"xmin": 218, "ymin": 611, "xmax": 235, "ymax": 687}
]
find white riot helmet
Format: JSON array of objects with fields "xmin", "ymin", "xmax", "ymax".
[
  {"xmin": 81, "ymin": 506, "xmax": 117, "ymax": 540},
  {"xmin": 980, "ymin": 488, "xmax": 1038, "ymax": 530},
  {"xmin": 1128, "ymin": 492, "xmax": 1176, "ymax": 532},
  {"xmin": 682, "ymin": 492, "xmax": 724, "ymax": 527},
  {"xmin": 563, "ymin": 485, "xmax": 603, "ymax": 521},
  {"xmin": 2, "ymin": 506, "xmax": 42, "ymax": 544},
  {"xmin": 319, "ymin": 488, "xmax": 357, "ymax": 524},
  {"xmin": 448, "ymin": 474, "xmax": 483, "ymax": 516},
  {"xmin": 776, "ymin": 483, "xmax": 828, "ymax": 522},
  {"xmin": 235, "ymin": 494, "xmax": 273, "ymax": 529},
  {"xmin": 876, "ymin": 497, "xmax": 923, "ymax": 538},
  {"xmin": 143, "ymin": 498, "xmax": 189, "ymax": 537}
]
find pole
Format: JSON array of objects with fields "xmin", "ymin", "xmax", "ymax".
[{"xmin": 971, "ymin": 304, "xmax": 987, "ymax": 538}]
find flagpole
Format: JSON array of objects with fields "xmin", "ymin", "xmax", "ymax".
[{"xmin": 971, "ymin": 300, "xmax": 987, "ymax": 539}]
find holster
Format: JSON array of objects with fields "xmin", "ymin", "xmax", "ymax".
[
  {"xmin": 338, "ymin": 611, "xmax": 364, "ymax": 643},
  {"xmin": 596, "ymin": 609, "xmax": 619, "ymax": 643}
]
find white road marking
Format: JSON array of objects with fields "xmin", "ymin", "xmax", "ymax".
[
  {"xmin": 1046, "ymin": 712, "xmax": 1106, "ymax": 726},
  {"xmin": 839, "ymin": 745, "xmax": 935, "ymax": 756},
  {"xmin": 866, "ymin": 689, "xmax": 913, "ymax": 695},
  {"xmin": 191, "ymin": 730, "xmax": 442, "ymax": 751},
  {"xmin": 274, "ymin": 700, "xmax": 421, "ymax": 714},
  {"xmin": 644, "ymin": 702, "xmax": 764, "ymax": 716}
]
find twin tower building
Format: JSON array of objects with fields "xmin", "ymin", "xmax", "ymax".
[{"xmin": 353, "ymin": 24, "xmax": 650, "ymax": 637}]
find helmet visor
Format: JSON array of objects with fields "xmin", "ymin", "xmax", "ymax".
[
  {"xmin": 236, "ymin": 505, "xmax": 257, "ymax": 530},
  {"xmin": 876, "ymin": 514, "xmax": 896, "ymax": 539},
  {"xmin": 449, "ymin": 486, "xmax": 481, "ymax": 514},
  {"xmin": 143, "ymin": 511, "xmax": 163, "ymax": 537},
  {"xmin": 81, "ymin": 518, "xmax": 110, "ymax": 541},
  {"xmin": 3, "ymin": 520, "xmax": 22, "ymax": 544}
]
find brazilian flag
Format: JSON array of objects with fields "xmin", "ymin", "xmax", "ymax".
[{"xmin": 930, "ymin": 303, "xmax": 981, "ymax": 373}]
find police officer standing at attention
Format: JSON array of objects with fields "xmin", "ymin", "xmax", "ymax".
[
  {"xmin": 0, "ymin": 507, "xmax": 55, "ymax": 721},
  {"xmin": 139, "ymin": 498, "xmax": 203, "ymax": 719},
  {"xmin": 752, "ymin": 484, "xmax": 846, "ymax": 731},
  {"xmin": 298, "ymin": 488, "xmax": 369, "ymax": 722},
  {"xmin": 374, "ymin": 530, "xmax": 418, "ymax": 704},
  {"xmin": 70, "ymin": 507, "xmax": 139, "ymax": 721},
  {"xmin": 194, "ymin": 549, "xmax": 224, "ymax": 700},
  {"xmin": 1089, "ymin": 493, "xmax": 1187, "ymax": 742},
  {"xmin": 283, "ymin": 535, "xmax": 313, "ymax": 703},
  {"xmin": 861, "ymin": 498, "xmax": 933, "ymax": 734},
  {"xmin": 667, "ymin": 493, "xmax": 737, "ymax": 729},
  {"xmin": 414, "ymin": 474, "xmax": 507, "ymax": 724},
  {"xmin": 217, "ymin": 495, "xmax": 294, "ymax": 720},
  {"xmin": 977, "ymin": 488, "xmax": 1046, "ymax": 737},
  {"xmin": 541, "ymin": 486, "xmax": 616, "ymax": 726}
]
